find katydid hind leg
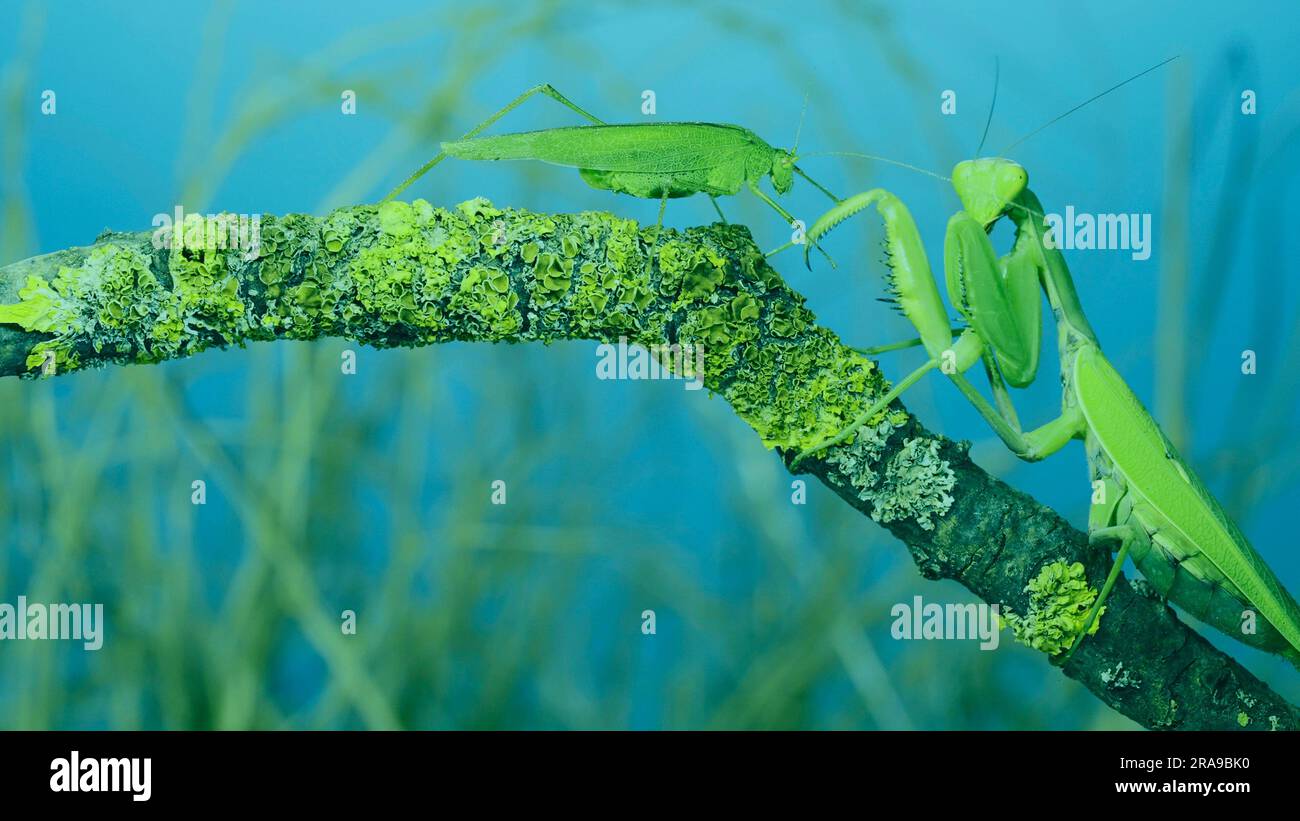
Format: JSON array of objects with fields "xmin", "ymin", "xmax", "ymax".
[{"xmin": 386, "ymin": 83, "xmax": 608, "ymax": 201}]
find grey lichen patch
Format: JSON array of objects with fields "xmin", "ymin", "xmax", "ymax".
[
  {"xmin": 1129, "ymin": 577, "xmax": 1159, "ymax": 600},
  {"xmin": 825, "ymin": 423, "xmax": 953, "ymax": 531},
  {"xmin": 872, "ymin": 436, "xmax": 955, "ymax": 530},
  {"xmin": 826, "ymin": 420, "xmax": 894, "ymax": 487},
  {"xmin": 1001, "ymin": 559, "xmax": 1103, "ymax": 656},
  {"xmin": 1100, "ymin": 661, "xmax": 1139, "ymax": 690}
]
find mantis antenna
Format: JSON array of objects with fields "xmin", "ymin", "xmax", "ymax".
[
  {"xmin": 999, "ymin": 55, "xmax": 1179, "ymax": 154},
  {"xmin": 805, "ymin": 56, "xmax": 1181, "ymax": 222},
  {"xmin": 975, "ymin": 56, "xmax": 1000, "ymax": 157}
]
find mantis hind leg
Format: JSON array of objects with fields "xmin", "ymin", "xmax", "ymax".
[
  {"xmin": 385, "ymin": 83, "xmax": 607, "ymax": 201},
  {"xmin": 1060, "ymin": 523, "xmax": 1144, "ymax": 664},
  {"xmin": 791, "ymin": 358, "xmax": 938, "ymax": 468},
  {"xmin": 849, "ymin": 328, "xmax": 965, "ymax": 357}
]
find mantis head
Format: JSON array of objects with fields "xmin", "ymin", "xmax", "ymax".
[
  {"xmin": 951, "ymin": 158, "xmax": 1028, "ymax": 227},
  {"xmin": 771, "ymin": 151, "xmax": 796, "ymax": 194}
]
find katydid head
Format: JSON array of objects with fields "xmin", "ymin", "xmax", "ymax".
[
  {"xmin": 951, "ymin": 158, "xmax": 1028, "ymax": 228},
  {"xmin": 771, "ymin": 150, "xmax": 797, "ymax": 194},
  {"xmin": 770, "ymin": 94, "xmax": 810, "ymax": 195}
]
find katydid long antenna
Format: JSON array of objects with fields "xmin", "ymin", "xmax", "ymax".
[{"xmin": 793, "ymin": 93, "xmax": 809, "ymax": 155}]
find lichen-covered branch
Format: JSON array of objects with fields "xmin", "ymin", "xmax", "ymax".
[{"xmin": 1, "ymin": 199, "xmax": 1295, "ymax": 730}]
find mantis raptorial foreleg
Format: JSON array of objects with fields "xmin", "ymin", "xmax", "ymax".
[
  {"xmin": 792, "ymin": 178, "xmax": 1089, "ymax": 466},
  {"xmin": 792, "ymin": 188, "xmax": 1047, "ymax": 466},
  {"xmin": 945, "ymin": 372, "xmax": 1083, "ymax": 461}
]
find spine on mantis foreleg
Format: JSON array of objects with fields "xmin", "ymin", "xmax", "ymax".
[{"xmin": 804, "ymin": 189, "xmax": 972, "ymax": 363}]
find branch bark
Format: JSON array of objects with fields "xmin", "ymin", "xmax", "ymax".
[{"xmin": 2, "ymin": 199, "xmax": 1295, "ymax": 730}]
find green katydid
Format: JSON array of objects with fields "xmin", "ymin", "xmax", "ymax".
[
  {"xmin": 790, "ymin": 161, "xmax": 1300, "ymax": 667},
  {"xmin": 383, "ymin": 83, "xmax": 840, "ymax": 258}
]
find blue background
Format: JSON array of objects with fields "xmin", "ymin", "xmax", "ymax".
[{"xmin": 1, "ymin": 0, "xmax": 1297, "ymax": 728}]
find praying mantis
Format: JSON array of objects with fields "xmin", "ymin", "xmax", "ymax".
[
  {"xmin": 789, "ymin": 158, "xmax": 1300, "ymax": 668},
  {"xmin": 384, "ymin": 84, "xmax": 841, "ymax": 259}
]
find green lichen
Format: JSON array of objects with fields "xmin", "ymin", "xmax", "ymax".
[
  {"xmin": 1002, "ymin": 560, "xmax": 1104, "ymax": 656},
  {"xmin": 531, "ymin": 252, "xmax": 573, "ymax": 304},
  {"xmin": 725, "ymin": 328, "xmax": 896, "ymax": 453},
  {"xmin": 451, "ymin": 265, "xmax": 520, "ymax": 339},
  {"xmin": 169, "ymin": 213, "xmax": 247, "ymax": 341},
  {"xmin": 0, "ymin": 199, "xmax": 917, "ymax": 481},
  {"xmin": 1237, "ymin": 711, "xmax": 1250, "ymax": 727},
  {"xmin": 0, "ymin": 243, "xmax": 187, "ymax": 371}
]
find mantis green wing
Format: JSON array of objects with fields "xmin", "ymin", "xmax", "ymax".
[
  {"xmin": 943, "ymin": 212, "xmax": 1041, "ymax": 387},
  {"xmin": 1074, "ymin": 346, "xmax": 1300, "ymax": 660},
  {"xmin": 441, "ymin": 122, "xmax": 767, "ymax": 175}
]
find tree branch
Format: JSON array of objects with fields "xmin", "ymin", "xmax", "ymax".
[{"xmin": 1, "ymin": 199, "xmax": 1295, "ymax": 730}]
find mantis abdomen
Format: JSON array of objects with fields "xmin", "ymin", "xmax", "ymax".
[
  {"xmin": 1091, "ymin": 443, "xmax": 1300, "ymax": 662},
  {"xmin": 1077, "ymin": 347, "xmax": 1300, "ymax": 665}
]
